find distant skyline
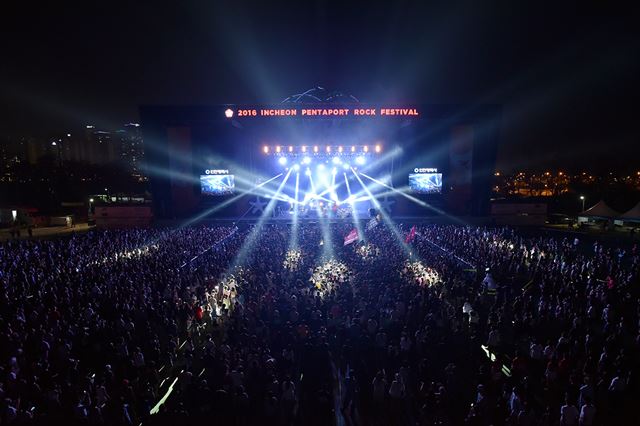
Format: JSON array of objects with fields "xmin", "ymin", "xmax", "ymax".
[{"xmin": 1, "ymin": 2, "xmax": 638, "ymax": 172}]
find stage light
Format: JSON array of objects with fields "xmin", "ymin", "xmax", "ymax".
[
  {"xmin": 313, "ymin": 146, "xmax": 319, "ymax": 153},
  {"xmin": 263, "ymin": 146, "xmax": 269, "ymax": 154},
  {"xmin": 375, "ymin": 145, "xmax": 381, "ymax": 153},
  {"xmin": 332, "ymin": 157, "xmax": 342, "ymax": 165},
  {"xmin": 363, "ymin": 145, "xmax": 369, "ymax": 152},
  {"xmin": 317, "ymin": 164, "xmax": 325, "ymax": 171},
  {"xmin": 356, "ymin": 156, "xmax": 366, "ymax": 165},
  {"xmin": 338, "ymin": 146, "xmax": 343, "ymax": 153},
  {"xmin": 276, "ymin": 146, "xmax": 282, "ymax": 153},
  {"xmin": 302, "ymin": 156, "xmax": 311, "ymax": 165},
  {"xmin": 326, "ymin": 146, "xmax": 331, "ymax": 153},
  {"xmin": 278, "ymin": 157, "xmax": 287, "ymax": 165},
  {"xmin": 302, "ymin": 146, "xmax": 307, "ymax": 152},
  {"xmin": 342, "ymin": 163, "xmax": 350, "ymax": 170},
  {"xmin": 351, "ymin": 146, "xmax": 356, "ymax": 152},
  {"xmin": 332, "ymin": 167, "xmax": 337, "ymax": 175},
  {"xmin": 305, "ymin": 168, "xmax": 311, "ymax": 176},
  {"xmin": 293, "ymin": 164, "xmax": 300, "ymax": 171},
  {"xmin": 288, "ymin": 146, "xmax": 293, "ymax": 152}
]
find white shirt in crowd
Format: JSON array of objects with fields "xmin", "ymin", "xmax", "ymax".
[
  {"xmin": 560, "ymin": 404, "xmax": 579, "ymax": 426},
  {"xmin": 579, "ymin": 403, "xmax": 595, "ymax": 426}
]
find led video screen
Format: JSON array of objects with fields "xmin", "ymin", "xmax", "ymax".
[
  {"xmin": 409, "ymin": 173, "xmax": 442, "ymax": 194},
  {"xmin": 200, "ymin": 174, "xmax": 235, "ymax": 196}
]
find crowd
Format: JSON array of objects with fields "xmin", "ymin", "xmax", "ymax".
[{"xmin": 0, "ymin": 221, "xmax": 637, "ymax": 425}]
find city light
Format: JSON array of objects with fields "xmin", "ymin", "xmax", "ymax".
[{"xmin": 278, "ymin": 157, "xmax": 287, "ymax": 165}]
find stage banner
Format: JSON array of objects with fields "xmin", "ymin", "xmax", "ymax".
[{"xmin": 344, "ymin": 229, "xmax": 359, "ymax": 246}]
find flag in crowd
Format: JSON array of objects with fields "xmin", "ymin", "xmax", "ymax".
[
  {"xmin": 405, "ymin": 225, "xmax": 416, "ymax": 243},
  {"xmin": 344, "ymin": 228, "xmax": 359, "ymax": 246}
]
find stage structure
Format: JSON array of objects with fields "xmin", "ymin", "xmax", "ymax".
[{"xmin": 140, "ymin": 88, "xmax": 500, "ymax": 220}]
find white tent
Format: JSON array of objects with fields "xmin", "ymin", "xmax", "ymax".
[
  {"xmin": 580, "ymin": 200, "xmax": 619, "ymax": 219},
  {"xmin": 620, "ymin": 202, "xmax": 640, "ymax": 222}
]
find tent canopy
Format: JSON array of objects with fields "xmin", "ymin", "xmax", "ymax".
[
  {"xmin": 620, "ymin": 202, "xmax": 640, "ymax": 221},
  {"xmin": 581, "ymin": 200, "xmax": 619, "ymax": 218}
]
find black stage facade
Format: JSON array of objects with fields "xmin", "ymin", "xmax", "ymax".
[{"xmin": 140, "ymin": 90, "xmax": 500, "ymax": 220}]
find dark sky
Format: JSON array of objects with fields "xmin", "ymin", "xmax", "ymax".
[{"xmin": 1, "ymin": 1, "xmax": 638, "ymax": 172}]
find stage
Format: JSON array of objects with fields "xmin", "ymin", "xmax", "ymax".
[{"xmin": 140, "ymin": 88, "xmax": 500, "ymax": 221}]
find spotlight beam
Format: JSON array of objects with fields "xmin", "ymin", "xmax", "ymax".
[
  {"xmin": 232, "ymin": 169, "xmax": 293, "ymax": 268},
  {"xmin": 179, "ymin": 173, "xmax": 283, "ymax": 228},
  {"xmin": 308, "ymin": 172, "xmax": 334, "ymax": 258},
  {"xmin": 352, "ymin": 168, "xmax": 412, "ymax": 256},
  {"xmin": 289, "ymin": 172, "xmax": 300, "ymax": 249},
  {"xmin": 359, "ymin": 172, "xmax": 455, "ymax": 219},
  {"xmin": 344, "ymin": 173, "xmax": 365, "ymax": 242}
]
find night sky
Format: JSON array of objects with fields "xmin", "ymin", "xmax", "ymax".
[{"xmin": 1, "ymin": 1, "xmax": 638, "ymax": 172}]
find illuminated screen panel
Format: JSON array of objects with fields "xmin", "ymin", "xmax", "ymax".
[
  {"xmin": 200, "ymin": 174, "xmax": 235, "ymax": 196},
  {"xmin": 409, "ymin": 173, "xmax": 442, "ymax": 194}
]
